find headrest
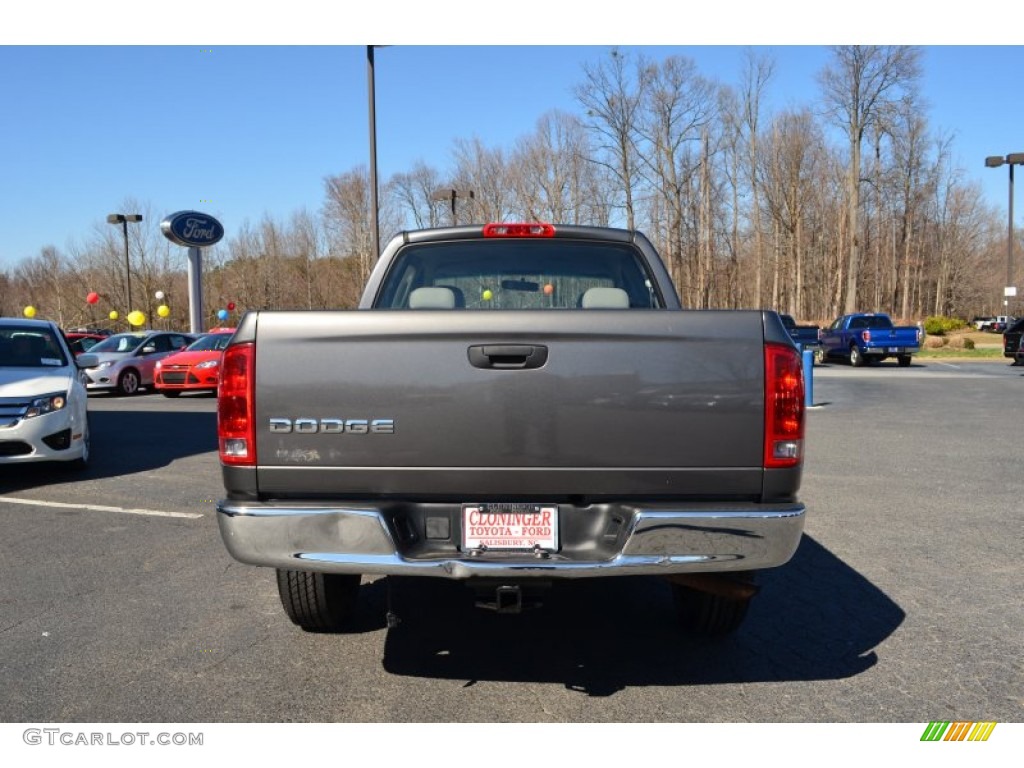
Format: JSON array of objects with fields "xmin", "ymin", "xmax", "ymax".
[
  {"xmin": 581, "ymin": 287, "xmax": 630, "ymax": 309},
  {"xmin": 409, "ymin": 286, "xmax": 456, "ymax": 309}
]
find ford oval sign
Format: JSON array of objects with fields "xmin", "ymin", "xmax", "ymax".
[{"xmin": 160, "ymin": 211, "xmax": 225, "ymax": 248}]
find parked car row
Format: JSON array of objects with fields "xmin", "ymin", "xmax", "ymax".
[
  {"xmin": 82, "ymin": 330, "xmax": 198, "ymax": 395},
  {"xmin": 977, "ymin": 315, "xmax": 1017, "ymax": 333},
  {"xmin": 0, "ymin": 318, "xmax": 238, "ymax": 468},
  {"xmin": 67, "ymin": 327, "xmax": 236, "ymax": 396}
]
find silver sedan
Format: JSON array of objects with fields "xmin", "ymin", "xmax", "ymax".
[{"xmin": 82, "ymin": 331, "xmax": 196, "ymax": 395}]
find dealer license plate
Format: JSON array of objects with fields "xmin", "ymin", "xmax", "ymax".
[{"xmin": 462, "ymin": 503, "xmax": 559, "ymax": 551}]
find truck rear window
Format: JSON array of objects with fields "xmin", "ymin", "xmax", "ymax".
[
  {"xmin": 848, "ymin": 315, "xmax": 894, "ymax": 330},
  {"xmin": 375, "ymin": 240, "xmax": 662, "ymax": 309}
]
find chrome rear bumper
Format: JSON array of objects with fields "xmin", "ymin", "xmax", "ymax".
[{"xmin": 217, "ymin": 500, "xmax": 805, "ymax": 579}]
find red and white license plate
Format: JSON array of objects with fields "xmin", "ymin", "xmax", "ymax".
[{"xmin": 461, "ymin": 504, "xmax": 559, "ymax": 551}]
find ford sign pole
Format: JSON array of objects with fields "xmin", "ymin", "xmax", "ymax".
[
  {"xmin": 160, "ymin": 211, "xmax": 225, "ymax": 334},
  {"xmin": 187, "ymin": 246, "xmax": 204, "ymax": 333}
]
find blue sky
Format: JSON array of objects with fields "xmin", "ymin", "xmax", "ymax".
[{"xmin": 2, "ymin": 5, "xmax": 1021, "ymax": 271}]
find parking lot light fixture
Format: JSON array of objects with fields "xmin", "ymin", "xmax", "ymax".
[
  {"xmin": 367, "ymin": 45, "xmax": 391, "ymax": 261},
  {"xmin": 431, "ymin": 189, "xmax": 475, "ymax": 226},
  {"xmin": 984, "ymin": 154, "xmax": 1024, "ymax": 310},
  {"xmin": 107, "ymin": 213, "xmax": 143, "ymax": 312}
]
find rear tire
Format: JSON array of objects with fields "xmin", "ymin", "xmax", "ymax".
[
  {"xmin": 276, "ymin": 570, "xmax": 361, "ymax": 632},
  {"xmin": 898, "ymin": 355, "xmax": 912, "ymax": 367},
  {"xmin": 849, "ymin": 345, "xmax": 865, "ymax": 367},
  {"xmin": 671, "ymin": 573, "xmax": 756, "ymax": 636},
  {"xmin": 118, "ymin": 369, "xmax": 141, "ymax": 395}
]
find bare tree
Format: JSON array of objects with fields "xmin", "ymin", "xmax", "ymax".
[
  {"xmin": 925, "ymin": 147, "xmax": 991, "ymax": 316},
  {"xmin": 888, "ymin": 98, "xmax": 935, "ymax": 320},
  {"xmin": 718, "ymin": 86, "xmax": 743, "ymax": 307},
  {"xmin": 0, "ymin": 272, "xmax": 14, "ymax": 316},
  {"xmin": 739, "ymin": 50, "xmax": 775, "ymax": 309},
  {"xmin": 391, "ymin": 162, "xmax": 445, "ymax": 229},
  {"xmin": 818, "ymin": 45, "xmax": 922, "ymax": 313},
  {"xmin": 287, "ymin": 209, "xmax": 326, "ymax": 309},
  {"xmin": 759, "ymin": 109, "xmax": 826, "ymax": 318},
  {"xmin": 450, "ymin": 137, "xmax": 511, "ymax": 224},
  {"xmin": 575, "ymin": 48, "xmax": 649, "ymax": 229},
  {"xmin": 322, "ymin": 168, "xmax": 376, "ymax": 300},
  {"xmin": 635, "ymin": 55, "xmax": 718, "ymax": 303},
  {"xmin": 509, "ymin": 110, "xmax": 608, "ymax": 224}
]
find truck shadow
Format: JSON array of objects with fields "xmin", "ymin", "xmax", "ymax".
[
  {"xmin": 0, "ymin": 407, "xmax": 217, "ymax": 491},
  {"xmin": 377, "ymin": 535, "xmax": 904, "ymax": 695}
]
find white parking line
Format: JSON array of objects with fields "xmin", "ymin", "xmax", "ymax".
[{"xmin": 0, "ymin": 496, "xmax": 203, "ymax": 519}]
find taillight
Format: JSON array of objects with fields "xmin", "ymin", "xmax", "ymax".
[
  {"xmin": 764, "ymin": 342, "xmax": 804, "ymax": 469},
  {"xmin": 862, "ymin": 329, "xmax": 871, "ymax": 343},
  {"xmin": 218, "ymin": 342, "xmax": 255, "ymax": 466},
  {"xmin": 482, "ymin": 222, "xmax": 555, "ymax": 238}
]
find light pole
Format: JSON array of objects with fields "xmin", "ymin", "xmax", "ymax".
[
  {"xmin": 107, "ymin": 213, "xmax": 143, "ymax": 311},
  {"xmin": 984, "ymin": 153, "xmax": 1024, "ymax": 311},
  {"xmin": 367, "ymin": 46, "xmax": 383, "ymax": 261}
]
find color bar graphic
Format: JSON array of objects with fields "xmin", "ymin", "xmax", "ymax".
[{"xmin": 921, "ymin": 722, "xmax": 996, "ymax": 742}]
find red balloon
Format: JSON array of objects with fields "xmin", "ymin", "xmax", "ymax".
[
  {"xmin": 226, "ymin": 302, "xmax": 236, "ymax": 311},
  {"xmin": 86, "ymin": 291, "xmax": 99, "ymax": 305}
]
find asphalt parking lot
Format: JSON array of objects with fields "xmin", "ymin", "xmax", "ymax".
[{"xmin": 1, "ymin": 360, "xmax": 1021, "ymax": 723}]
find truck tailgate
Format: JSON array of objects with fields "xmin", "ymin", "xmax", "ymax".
[
  {"xmin": 251, "ymin": 310, "xmax": 767, "ymax": 499},
  {"xmin": 862, "ymin": 328, "xmax": 919, "ymax": 349}
]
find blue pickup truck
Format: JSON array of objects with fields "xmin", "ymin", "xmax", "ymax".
[{"xmin": 817, "ymin": 313, "xmax": 921, "ymax": 367}]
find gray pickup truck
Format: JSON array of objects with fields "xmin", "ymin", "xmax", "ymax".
[{"xmin": 216, "ymin": 223, "xmax": 806, "ymax": 636}]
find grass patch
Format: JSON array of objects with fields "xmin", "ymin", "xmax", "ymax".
[{"xmin": 917, "ymin": 347, "xmax": 1004, "ymax": 359}]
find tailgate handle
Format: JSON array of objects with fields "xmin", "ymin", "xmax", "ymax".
[{"xmin": 468, "ymin": 344, "xmax": 548, "ymax": 370}]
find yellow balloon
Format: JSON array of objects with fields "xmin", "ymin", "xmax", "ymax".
[
  {"xmin": 23, "ymin": 305, "xmax": 37, "ymax": 318},
  {"xmin": 157, "ymin": 304, "xmax": 171, "ymax": 318},
  {"xmin": 127, "ymin": 310, "xmax": 146, "ymax": 327},
  {"xmin": 109, "ymin": 310, "xmax": 119, "ymax": 321}
]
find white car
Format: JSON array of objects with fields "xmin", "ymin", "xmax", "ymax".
[{"xmin": 0, "ymin": 318, "xmax": 93, "ymax": 467}]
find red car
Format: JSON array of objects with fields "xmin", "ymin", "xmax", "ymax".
[
  {"xmin": 64, "ymin": 331, "xmax": 108, "ymax": 356},
  {"xmin": 153, "ymin": 329, "xmax": 235, "ymax": 397}
]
